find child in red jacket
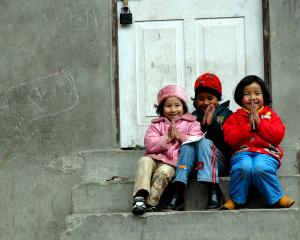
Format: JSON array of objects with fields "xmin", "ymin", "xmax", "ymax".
[{"xmin": 222, "ymin": 75, "xmax": 295, "ymax": 209}]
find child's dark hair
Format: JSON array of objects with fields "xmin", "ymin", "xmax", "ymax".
[
  {"xmin": 234, "ymin": 75, "xmax": 272, "ymax": 106},
  {"xmin": 154, "ymin": 99, "xmax": 188, "ymax": 116}
]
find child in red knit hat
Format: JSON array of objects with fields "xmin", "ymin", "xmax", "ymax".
[{"xmin": 165, "ymin": 73, "xmax": 232, "ymax": 210}]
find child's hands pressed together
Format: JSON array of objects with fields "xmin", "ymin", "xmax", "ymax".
[
  {"xmin": 172, "ymin": 120, "xmax": 182, "ymax": 142},
  {"xmin": 166, "ymin": 120, "xmax": 175, "ymax": 143},
  {"xmin": 202, "ymin": 104, "xmax": 215, "ymax": 125},
  {"xmin": 167, "ymin": 120, "xmax": 182, "ymax": 143},
  {"xmin": 249, "ymin": 101, "xmax": 261, "ymax": 130}
]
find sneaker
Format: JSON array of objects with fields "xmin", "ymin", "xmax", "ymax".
[
  {"xmin": 221, "ymin": 199, "xmax": 239, "ymax": 210},
  {"xmin": 145, "ymin": 203, "xmax": 157, "ymax": 212},
  {"xmin": 276, "ymin": 195, "xmax": 295, "ymax": 208},
  {"xmin": 163, "ymin": 194, "xmax": 185, "ymax": 211},
  {"xmin": 206, "ymin": 183, "xmax": 224, "ymax": 210},
  {"xmin": 132, "ymin": 196, "xmax": 147, "ymax": 215}
]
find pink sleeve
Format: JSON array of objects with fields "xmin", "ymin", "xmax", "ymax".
[
  {"xmin": 144, "ymin": 123, "xmax": 172, "ymax": 153},
  {"xmin": 180, "ymin": 121, "xmax": 203, "ymax": 142}
]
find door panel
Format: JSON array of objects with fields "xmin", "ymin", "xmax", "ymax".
[
  {"xmin": 117, "ymin": 0, "xmax": 264, "ymax": 147},
  {"xmin": 136, "ymin": 21, "xmax": 185, "ymax": 120},
  {"xmin": 195, "ymin": 18, "xmax": 246, "ymax": 110}
]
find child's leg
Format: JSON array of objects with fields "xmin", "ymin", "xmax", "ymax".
[
  {"xmin": 217, "ymin": 153, "xmax": 230, "ymax": 177},
  {"xmin": 163, "ymin": 144, "xmax": 194, "ymax": 211},
  {"xmin": 133, "ymin": 156, "xmax": 156, "ymax": 197},
  {"xmin": 195, "ymin": 138, "xmax": 227, "ymax": 208},
  {"xmin": 173, "ymin": 143, "xmax": 196, "ymax": 185},
  {"xmin": 146, "ymin": 163, "xmax": 175, "ymax": 206},
  {"xmin": 195, "ymin": 138, "xmax": 225, "ymax": 183},
  {"xmin": 230, "ymin": 152, "xmax": 253, "ymax": 205},
  {"xmin": 252, "ymin": 153, "xmax": 283, "ymax": 205}
]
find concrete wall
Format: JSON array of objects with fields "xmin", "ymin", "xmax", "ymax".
[
  {"xmin": 0, "ymin": 0, "xmax": 299, "ymax": 240},
  {"xmin": 270, "ymin": 0, "xmax": 300, "ymax": 175},
  {"xmin": 0, "ymin": 0, "xmax": 116, "ymax": 239}
]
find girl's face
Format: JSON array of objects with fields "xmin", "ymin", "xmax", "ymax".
[
  {"xmin": 242, "ymin": 82, "xmax": 264, "ymax": 110},
  {"xmin": 195, "ymin": 92, "xmax": 219, "ymax": 112},
  {"xmin": 163, "ymin": 96, "xmax": 184, "ymax": 121}
]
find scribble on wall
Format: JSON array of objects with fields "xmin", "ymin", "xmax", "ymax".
[
  {"xmin": 0, "ymin": 70, "xmax": 79, "ymax": 122},
  {"xmin": 67, "ymin": 0, "xmax": 98, "ymax": 30}
]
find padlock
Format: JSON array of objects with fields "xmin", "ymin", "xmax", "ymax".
[{"xmin": 120, "ymin": 6, "xmax": 132, "ymax": 25}]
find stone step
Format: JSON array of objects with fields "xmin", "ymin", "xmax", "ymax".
[
  {"xmin": 72, "ymin": 175, "xmax": 300, "ymax": 214},
  {"xmin": 81, "ymin": 149, "xmax": 299, "ymax": 182},
  {"xmin": 60, "ymin": 209, "xmax": 300, "ymax": 240},
  {"xmin": 81, "ymin": 150, "xmax": 142, "ymax": 181}
]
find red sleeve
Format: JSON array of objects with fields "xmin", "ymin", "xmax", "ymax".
[
  {"xmin": 256, "ymin": 110, "xmax": 285, "ymax": 146},
  {"xmin": 223, "ymin": 113, "xmax": 252, "ymax": 150}
]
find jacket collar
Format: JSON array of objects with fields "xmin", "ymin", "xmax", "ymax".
[
  {"xmin": 193, "ymin": 100, "xmax": 230, "ymax": 116},
  {"xmin": 152, "ymin": 113, "xmax": 196, "ymax": 123},
  {"xmin": 237, "ymin": 106, "xmax": 267, "ymax": 115},
  {"xmin": 220, "ymin": 100, "xmax": 230, "ymax": 108}
]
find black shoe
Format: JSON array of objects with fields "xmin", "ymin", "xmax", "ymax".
[
  {"xmin": 205, "ymin": 183, "xmax": 224, "ymax": 210},
  {"xmin": 145, "ymin": 203, "xmax": 157, "ymax": 212},
  {"xmin": 132, "ymin": 196, "xmax": 147, "ymax": 215},
  {"xmin": 164, "ymin": 194, "xmax": 185, "ymax": 211}
]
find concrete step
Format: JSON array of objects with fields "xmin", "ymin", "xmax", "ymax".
[
  {"xmin": 81, "ymin": 150, "xmax": 299, "ymax": 182},
  {"xmin": 81, "ymin": 150, "xmax": 143, "ymax": 181},
  {"xmin": 72, "ymin": 175, "xmax": 300, "ymax": 214},
  {"xmin": 61, "ymin": 209, "xmax": 300, "ymax": 240}
]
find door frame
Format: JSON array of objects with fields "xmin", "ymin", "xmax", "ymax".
[
  {"xmin": 262, "ymin": 0, "xmax": 271, "ymax": 92},
  {"xmin": 112, "ymin": 0, "xmax": 271, "ymax": 146}
]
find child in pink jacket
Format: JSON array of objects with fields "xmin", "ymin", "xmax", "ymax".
[{"xmin": 132, "ymin": 85, "xmax": 204, "ymax": 215}]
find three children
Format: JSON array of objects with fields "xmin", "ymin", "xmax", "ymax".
[{"xmin": 132, "ymin": 74, "xmax": 295, "ymax": 215}]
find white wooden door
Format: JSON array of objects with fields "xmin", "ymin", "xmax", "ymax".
[{"xmin": 117, "ymin": 0, "xmax": 264, "ymax": 148}]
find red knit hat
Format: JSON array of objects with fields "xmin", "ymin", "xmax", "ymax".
[
  {"xmin": 194, "ymin": 73, "xmax": 222, "ymax": 100},
  {"xmin": 157, "ymin": 85, "xmax": 187, "ymax": 105}
]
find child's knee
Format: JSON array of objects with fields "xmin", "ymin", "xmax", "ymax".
[
  {"xmin": 232, "ymin": 163, "xmax": 252, "ymax": 177},
  {"xmin": 253, "ymin": 165, "xmax": 275, "ymax": 177},
  {"xmin": 136, "ymin": 156, "xmax": 153, "ymax": 167},
  {"xmin": 180, "ymin": 143, "xmax": 194, "ymax": 153},
  {"xmin": 156, "ymin": 165, "xmax": 175, "ymax": 181},
  {"xmin": 253, "ymin": 158, "xmax": 277, "ymax": 176},
  {"xmin": 196, "ymin": 138, "xmax": 213, "ymax": 149}
]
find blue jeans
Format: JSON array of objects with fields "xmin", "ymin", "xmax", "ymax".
[
  {"xmin": 174, "ymin": 138, "xmax": 229, "ymax": 184},
  {"xmin": 230, "ymin": 151, "xmax": 283, "ymax": 205}
]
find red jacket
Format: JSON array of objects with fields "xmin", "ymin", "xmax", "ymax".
[{"xmin": 223, "ymin": 106, "xmax": 285, "ymax": 164}]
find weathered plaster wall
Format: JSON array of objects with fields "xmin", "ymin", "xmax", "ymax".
[
  {"xmin": 0, "ymin": 0, "xmax": 299, "ymax": 240},
  {"xmin": 270, "ymin": 0, "xmax": 300, "ymax": 175},
  {"xmin": 0, "ymin": 0, "xmax": 116, "ymax": 239}
]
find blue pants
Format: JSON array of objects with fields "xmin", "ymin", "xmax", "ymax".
[
  {"xmin": 174, "ymin": 138, "xmax": 229, "ymax": 184},
  {"xmin": 230, "ymin": 152, "xmax": 283, "ymax": 205}
]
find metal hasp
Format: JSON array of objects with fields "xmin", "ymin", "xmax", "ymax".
[{"xmin": 120, "ymin": 0, "xmax": 132, "ymax": 24}]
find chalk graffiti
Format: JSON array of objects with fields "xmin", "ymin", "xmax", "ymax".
[
  {"xmin": 0, "ymin": 70, "xmax": 79, "ymax": 122},
  {"xmin": 67, "ymin": 0, "xmax": 98, "ymax": 29},
  {"xmin": 49, "ymin": 153, "xmax": 84, "ymax": 175}
]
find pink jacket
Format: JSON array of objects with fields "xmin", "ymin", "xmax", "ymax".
[{"xmin": 144, "ymin": 113, "xmax": 204, "ymax": 167}]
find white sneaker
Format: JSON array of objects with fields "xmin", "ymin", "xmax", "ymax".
[{"xmin": 132, "ymin": 196, "xmax": 147, "ymax": 215}]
